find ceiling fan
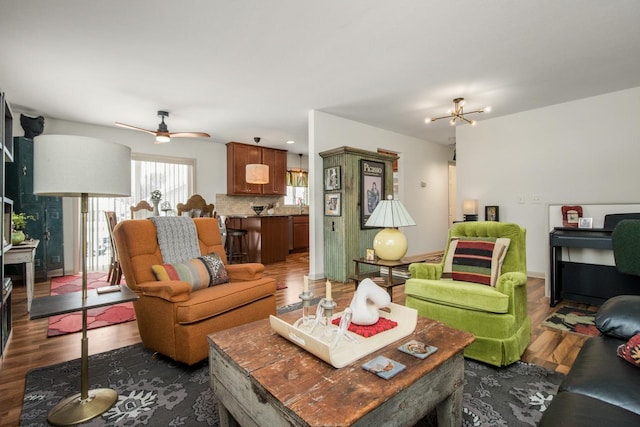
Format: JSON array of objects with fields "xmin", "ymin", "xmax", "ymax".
[{"xmin": 115, "ymin": 111, "xmax": 210, "ymax": 144}]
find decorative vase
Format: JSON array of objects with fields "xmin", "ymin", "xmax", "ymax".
[
  {"xmin": 11, "ymin": 230, "xmax": 25, "ymax": 245},
  {"xmin": 152, "ymin": 200, "xmax": 160, "ymax": 216}
]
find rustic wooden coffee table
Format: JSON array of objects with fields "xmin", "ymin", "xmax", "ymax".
[{"xmin": 208, "ymin": 295, "xmax": 474, "ymax": 426}]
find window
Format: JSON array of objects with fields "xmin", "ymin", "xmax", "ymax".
[
  {"xmin": 87, "ymin": 154, "xmax": 195, "ymax": 271},
  {"xmin": 284, "ymin": 170, "xmax": 308, "ymax": 205}
]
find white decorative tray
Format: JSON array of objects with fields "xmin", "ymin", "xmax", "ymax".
[{"xmin": 269, "ymin": 302, "xmax": 417, "ymax": 368}]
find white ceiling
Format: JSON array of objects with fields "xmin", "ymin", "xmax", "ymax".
[{"xmin": 1, "ymin": 1, "xmax": 639, "ymax": 153}]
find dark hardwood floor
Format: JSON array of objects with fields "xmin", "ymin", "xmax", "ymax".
[{"xmin": 0, "ymin": 251, "xmax": 597, "ymax": 426}]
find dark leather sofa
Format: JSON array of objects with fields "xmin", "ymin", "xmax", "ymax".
[{"xmin": 539, "ymin": 296, "xmax": 640, "ymax": 426}]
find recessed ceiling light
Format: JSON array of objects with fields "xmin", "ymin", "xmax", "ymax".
[{"xmin": 286, "ymin": 140, "xmax": 295, "ymax": 144}]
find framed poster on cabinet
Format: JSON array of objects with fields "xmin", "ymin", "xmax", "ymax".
[{"xmin": 360, "ymin": 159, "xmax": 385, "ymax": 228}]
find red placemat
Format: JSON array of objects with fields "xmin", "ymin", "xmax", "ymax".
[{"xmin": 331, "ymin": 316, "xmax": 398, "ymax": 338}]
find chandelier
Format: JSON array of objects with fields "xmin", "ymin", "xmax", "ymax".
[{"xmin": 424, "ymin": 98, "xmax": 491, "ymax": 126}]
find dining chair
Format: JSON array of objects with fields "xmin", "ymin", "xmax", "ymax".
[
  {"xmin": 104, "ymin": 211, "xmax": 122, "ymax": 285},
  {"xmin": 129, "ymin": 200, "xmax": 154, "ymax": 219},
  {"xmin": 176, "ymin": 194, "xmax": 215, "ymax": 217}
]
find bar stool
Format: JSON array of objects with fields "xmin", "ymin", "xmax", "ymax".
[
  {"xmin": 219, "ymin": 216, "xmax": 249, "ymax": 264},
  {"xmin": 227, "ymin": 229, "xmax": 249, "ymax": 264}
]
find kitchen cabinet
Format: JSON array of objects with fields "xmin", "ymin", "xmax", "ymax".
[
  {"xmin": 261, "ymin": 148, "xmax": 287, "ymax": 195},
  {"xmin": 226, "ymin": 142, "xmax": 287, "ymax": 196},
  {"xmin": 291, "ymin": 215, "xmax": 309, "ymax": 252}
]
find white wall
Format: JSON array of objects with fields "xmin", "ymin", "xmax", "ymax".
[
  {"xmin": 308, "ymin": 111, "xmax": 454, "ymax": 279},
  {"xmin": 456, "ymin": 87, "xmax": 640, "ymax": 280}
]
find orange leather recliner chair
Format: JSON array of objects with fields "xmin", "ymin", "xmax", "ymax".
[{"xmin": 114, "ymin": 217, "xmax": 276, "ymax": 365}]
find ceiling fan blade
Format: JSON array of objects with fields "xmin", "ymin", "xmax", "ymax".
[
  {"xmin": 115, "ymin": 122, "xmax": 157, "ymax": 136},
  {"xmin": 169, "ymin": 132, "xmax": 211, "ymax": 138}
]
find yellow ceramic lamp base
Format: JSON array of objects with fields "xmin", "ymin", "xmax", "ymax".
[{"xmin": 373, "ymin": 228, "xmax": 408, "ymax": 261}]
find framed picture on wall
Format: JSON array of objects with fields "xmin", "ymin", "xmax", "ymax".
[
  {"xmin": 325, "ymin": 193, "xmax": 341, "ymax": 216},
  {"xmin": 324, "ymin": 166, "xmax": 341, "ymax": 191},
  {"xmin": 485, "ymin": 205, "xmax": 499, "ymax": 221},
  {"xmin": 360, "ymin": 159, "xmax": 385, "ymax": 228}
]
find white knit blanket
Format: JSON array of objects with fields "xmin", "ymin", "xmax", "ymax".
[{"xmin": 149, "ymin": 216, "xmax": 201, "ymax": 263}]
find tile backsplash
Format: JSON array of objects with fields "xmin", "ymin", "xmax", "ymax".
[{"xmin": 215, "ymin": 193, "xmax": 308, "ymax": 216}]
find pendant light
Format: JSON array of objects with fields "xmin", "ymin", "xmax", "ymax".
[{"xmin": 246, "ymin": 137, "xmax": 269, "ymax": 184}]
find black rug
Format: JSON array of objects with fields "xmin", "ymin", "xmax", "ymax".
[
  {"xmin": 461, "ymin": 359, "xmax": 564, "ymax": 426},
  {"xmin": 21, "ymin": 345, "xmax": 216, "ymax": 426},
  {"xmin": 22, "ymin": 343, "xmax": 563, "ymax": 426}
]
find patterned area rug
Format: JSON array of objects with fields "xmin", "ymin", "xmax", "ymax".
[
  {"xmin": 47, "ymin": 272, "xmax": 136, "ymax": 337},
  {"xmin": 21, "ymin": 344, "xmax": 564, "ymax": 426},
  {"xmin": 541, "ymin": 306, "xmax": 600, "ymax": 337}
]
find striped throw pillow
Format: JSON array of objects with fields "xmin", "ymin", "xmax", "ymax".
[
  {"xmin": 442, "ymin": 237, "xmax": 510, "ymax": 286},
  {"xmin": 151, "ymin": 253, "xmax": 229, "ymax": 291}
]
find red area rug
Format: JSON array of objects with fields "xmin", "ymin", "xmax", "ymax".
[{"xmin": 47, "ymin": 272, "xmax": 136, "ymax": 337}]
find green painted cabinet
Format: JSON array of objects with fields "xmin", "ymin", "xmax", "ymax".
[
  {"xmin": 6, "ymin": 137, "xmax": 64, "ymax": 282},
  {"xmin": 319, "ymin": 147, "xmax": 396, "ymax": 282}
]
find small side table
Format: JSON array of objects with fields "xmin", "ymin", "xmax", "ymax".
[
  {"xmin": 351, "ymin": 257, "xmax": 424, "ymax": 301},
  {"xmin": 30, "ymin": 284, "xmax": 138, "ymax": 320},
  {"xmin": 5, "ymin": 239, "xmax": 39, "ymax": 312}
]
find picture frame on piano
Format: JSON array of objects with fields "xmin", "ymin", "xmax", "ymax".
[
  {"xmin": 562, "ymin": 205, "xmax": 583, "ymax": 227},
  {"xmin": 578, "ymin": 217, "xmax": 593, "ymax": 229}
]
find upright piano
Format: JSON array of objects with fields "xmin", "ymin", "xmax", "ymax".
[{"xmin": 549, "ymin": 227, "xmax": 640, "ymax": 306}]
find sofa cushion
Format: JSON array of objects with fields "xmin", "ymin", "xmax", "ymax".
[
  {"xmin": 442, "ymin": 237, "xmax": 510, "ymax": 286},
  {"xmin": 561, "ymin": 335, "xmax": 640, "ymax": 415},
  {"xmin": 199, "ymin": 253, "xmax": 230, "ymax": 285},
  {"xmin": 540, "ymin": 392, "xmax": 640, "ymax": 427},
  {"xmin": 596, "ymin": 295, "xmax": 640, "ymax": 340},
  {"xmin": 151, "ymin": 253, "xmax": 229, "ymax": 291},
  {"xmin": 404, "ymin": 278, "xmax": 510, "ymax": 313},
  {"xmin": 617, "ymin": 333, "xmax": 640, "ymax": 367},
  {"xmin": 175, "ymin": 277, "xmax": 276, "ymax": 324}
]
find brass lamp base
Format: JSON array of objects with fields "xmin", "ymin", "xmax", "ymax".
[{"xmin": 47, "ymin": 388, "xmax": 118, "ymax": 426}]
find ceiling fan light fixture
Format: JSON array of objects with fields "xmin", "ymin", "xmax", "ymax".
[
  {"xmin": 115, "ymin": 110, "xmax": 210, "ymax": 144},
  {"xmin": 155, "ymin": 134, "xmax": 171, "ymax": 144},
  {"xmin": 425, "ymin": 97, "xmax": 490, "ymax": 127}
]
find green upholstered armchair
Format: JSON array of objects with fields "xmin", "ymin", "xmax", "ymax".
[{"xmin": 405, "ymin": 221, "xmax": 530, "ymax": 366}]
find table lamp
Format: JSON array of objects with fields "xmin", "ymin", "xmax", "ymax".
[
  {"xmin": 33, "ymin": 135, "xmax": 131, "ymax": 425},
  {"xmin": 365, "ymin": 195, "xmax": 416, "ymax": 261},
  {"xmin": 463, "ymin": 199, "xmax": 479, "ymax": 221}
]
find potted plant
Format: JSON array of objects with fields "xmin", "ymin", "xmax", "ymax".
[{"xmin": 11, "ymin": 212, "xmax": 35, "ymax": 245}]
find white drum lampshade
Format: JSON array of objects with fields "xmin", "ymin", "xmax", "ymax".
[{"xmin": 33, "ymin": 135, "xmax": 131, "ymax": 197}]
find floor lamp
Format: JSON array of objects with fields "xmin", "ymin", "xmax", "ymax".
[{"xmin": 33, "ymin": 135, "xmax": 131, "ymax": 425}]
